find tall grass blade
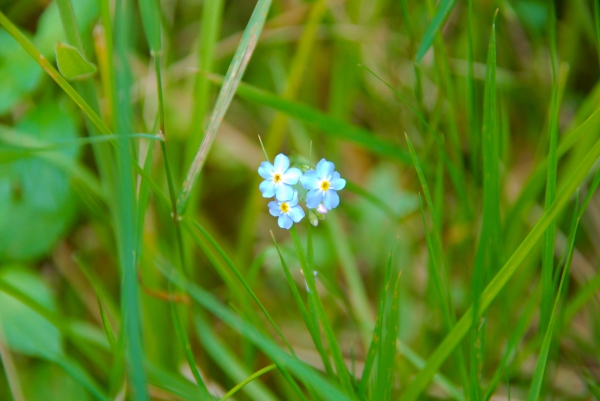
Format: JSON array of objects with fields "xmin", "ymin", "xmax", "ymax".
[
  {"xmin": 177, "ymin": 0, "xmax": 273, "ymax": 214},
  {"xmin": 470, "ymin": 11, "xmax": 499, "ymax": 399},
  {"xmin": 415, "ymin": 0, "xmax": 458, "ymax": 62},
  {"xmin": 191, "ymin": 221, "xmax": 295, "ymax": 353},
  {"xmin": 113, "ymin": 0, "xmax": 146, "ymax": 398},
  {"xmin": 270, "ymin": 232, "xmax": 335, "ymax": 377},
  {"xmin": 0, "ymin": 11, "xmax": 111, "ymax": 136},
  {"xmin": 289, "ymin": 226, "xmax": 354, "ymax": 394},
  {"xmin": 540, "ymin": 3, "xmax": 560, "ymax": 333},
  {"xmin": 159, "ymin": 260, "xmax": 353, "ymax": 401},
  {"xmin": 529, "ymin": 196, "xmax": 580, "ymax": 400},
  {"xmin": 402, "ymin": 114, "xmax": 600, "ymax": 401}
]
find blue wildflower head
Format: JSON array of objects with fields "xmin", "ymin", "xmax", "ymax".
[
  {"xmin": 300, "ymin": 158, "xmax": 346, "ymax": 209},
  {"xmin": 258, "ymin": 153, "xmax": 302, "ymax": 201},
  {"xmin": 268, "ymin": 190, "xmax": 305, "ymax": 229}
]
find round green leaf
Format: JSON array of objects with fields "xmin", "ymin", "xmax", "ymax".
[
  {"xmin": 0, "ymin": 265, "xmax": 63, "ymax": 359},
  {"xmin": 0, "ymin": 30, "xmax": 43, "ymax": 114},
  {"xmin": 0, "ymin": 100, "xmax": 79, "ymax": 261},
  {"xmin": 55, "ymin": 42, "xmax": 97, "ymax": 81}
]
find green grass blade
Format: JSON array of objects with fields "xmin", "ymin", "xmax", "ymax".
[
  {"xmin": 270, "ymin": 232, "xmax": 335, "ymax": 377},
  {"xmin": 177, "ymin": 0, "xmax": 273, "ymax": 214},
  {"xmin": 402, "ymin": 119, "xmax": 600, "ymax": 401},
  {"xmin": 169, "ymin": 282, "xmax": 212, "ymax": 399},
  {"xmin": 359, "ymin": 245, "xmax": 395, "ymax": 393},
  {"xmin": 218, "ymin": 76, "xmax": 411, "ymax": 164},
  {"xmin": 54, "ymin": 356, "xmax": 109, "ymax": 401},
  {"xmin": 146, "ymin": 362, "xmax": 203, "ymax": 401},
  {"xmin": 0, "ymin": 10, "xmax": 111, "ymax": 136},
  {"xmin": 289, "ymin": 226, "xmax": 354, "ymax": 394},
  {"xmin": 159, "ymin": 260, "xmax": 353, "ymax": 401},
  {"xmin": 113, "ymin": 0, "xmax": 146, "ymax": 397},
  {"xmin": 397, "ymin": 341, "xmax": 465, "ymax": 401},
  {"xmin": 96, "ymin": 294, "xmax": 117, "ymax": 352},
  {"xmin": 415, "ymin": 0, "xmax": 457, "ymax": 62},
  {"xmin": 470, "ymin": 12, "xmax": 499, "ymax": 399},
  {"xmin": 363, "ymin": 66, "xmax": 470, "ymax": 213},
  {"xmin": 540, "ymin": 3, "xmax": 560, "ymax": 333},
  {"xmin": 138, "ymin": 0, "xmax": 161, "ymax": 53},
  {"xmin": 466, "ymin": 0, "xmax": 478, "ymax": 176},
  {"xmin": 326, "ymin": 213, "xmax": 373, "ymax": 345},
  {"xmin": 190, "ymin": 221, "xmax": 295, "ymax": 355},
  {"xmin": 194, "ymin": 312, "xmax": 277, "ymax": 401},
  {"xmin": 529, "ymin": 196, "xmax": 580, "ymax": 400},
  {"xmin": 219, "ymin": 364, "xmax": 277, "ymax": 401},
  {"xmin": 373, "ymin": 272, "xmax": 401, "ymax": 401}
]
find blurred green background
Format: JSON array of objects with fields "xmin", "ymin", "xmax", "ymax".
[{"xmin": 1, "ymin": 0, "xmax": 600, "ymax": 399}]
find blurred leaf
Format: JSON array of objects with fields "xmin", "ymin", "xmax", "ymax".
[
  {"xmin": 0, "ymin": 30, "xmax": 43, "ymax": 114},
  {"xmin": 0, "ymin": 100, "xmax": 78, "ymax": 261},
  {"xmin": 0, "ymin": 265, "xmax": 62, "ymax": 359},
  {"xmin": 55, "ymin": 42, "xmax": 97, "ymax": 80},
  {"xmin": 34, "ymin": 0, "xmax": 100, "ymax": 58},
  {"xmin": 23, "ymin": 362, "xmax": 90, "ymax": 401}
]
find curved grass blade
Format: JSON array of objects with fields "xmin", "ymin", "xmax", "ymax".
[
  {"xmin": 159, "ymin": 261, "xmax": 353, "ymax": 401},
  {"xmin": 219, "ymin": 364, "xmax": 277, "ymax": 401}
]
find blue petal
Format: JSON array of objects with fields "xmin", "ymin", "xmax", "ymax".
[
  {"xmin": 316, "ymin": 158, "xmax": 334, "ymax": 180},
  {"xmin": 306, "ymin": 188, "xmax": 323, "ymax": 209},
  {"xmin": 330, "ymin": 172, "xmax": 346, "ymax": 190},
  {"xmin": 268, "ymin": 201, "xmax": 281, "ymax": 216},
  {"xmin": 289, "ymin": 190, "xmax": 299, "ymax": 206},
  {"xmin": 323, "ymin": 190, "xmax": 340, "ymax": 209},
  {"xmin": 282, "ymin": 167, "xmax": 302, "ymax": 184},
  {"xmin": 259, "ymin": 180, "xmax": 276, "ymax": 198},
  {"xmin": 278, "ymin": 214, "xmax": 293, "ymax": 229},
  {"xmin": 273, "ymin": 153, "xmax": 289, "ymax": 172},
  {"xmin": 300, "ymin": 170, "xmax": 319, "ymax": 189},
  {"xmin": 258, "ymin": 161, "xmax": 274, "ymax": 179},
  {"xmin": 288, "ymin": 205, "xmax": 305, "ymax": 223},
  {"xmin": 275, "ymin": 183, "xmax": 293, "ymax": 201}
]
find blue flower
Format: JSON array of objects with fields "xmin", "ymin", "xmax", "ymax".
[
  {"xmin": 268, "ymin": 190, "xmax": 305, "ymax": 229},
  {"xmin": 258, "ymin": 153, "xmax": 302, "ymax": 201},
  {"xmin": 300, "ymin": 158, "xmax": 346, "ymax": 209}
]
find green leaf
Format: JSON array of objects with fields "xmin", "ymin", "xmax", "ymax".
[
  {"xmin": 0, "ymin": 30, "xmax": 43, "ymax": 114},
  {"xmin": 0, "ymin": 100, "xmax": 79, "ymax": 261},
  {"xmin": 55, "ymin": 42, "xmax": 97, "ymax": 80},
  {"xmin": 0, "ymin": 265, "xmax": 62, "ymax": 359}
]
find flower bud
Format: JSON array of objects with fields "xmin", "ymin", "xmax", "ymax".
[{"xmin": 308, "ymin": 210, "xmax": 319, "ymax": 226}]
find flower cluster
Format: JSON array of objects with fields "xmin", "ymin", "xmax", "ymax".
[{"xmin": 258, "ymin": 153, "xmax": 346, "ymax": 229}]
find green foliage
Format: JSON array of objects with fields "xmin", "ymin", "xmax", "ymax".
[
  {"xmin": 0, "ymin": 0, "xmax": 599, "ymax": 400},
  {"xmin": 55, "ymin": 42, "xmax": 97, "ymax": 80}
]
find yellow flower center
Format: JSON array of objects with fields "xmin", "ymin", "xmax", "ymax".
[
  {"xmin": 279, "ymin": 202, "xmax": 290, "ymax": 213},
  {"xmin": 273, "ymin": 173, "xmax": 282, "ymax": 183},
  {"xmin": 320, "ymin": 180, "xmax": 330, "ymax": 191}
]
